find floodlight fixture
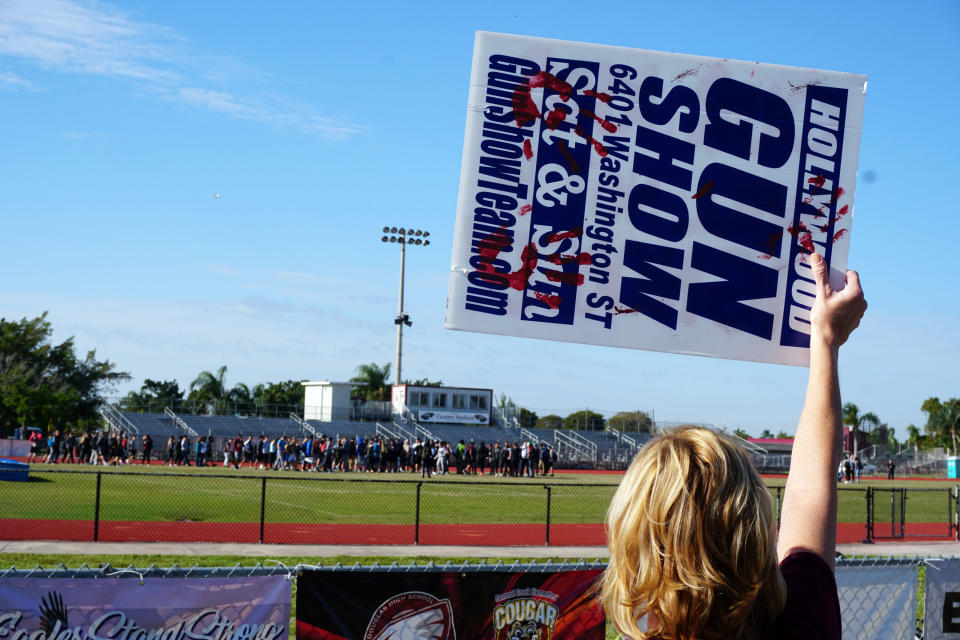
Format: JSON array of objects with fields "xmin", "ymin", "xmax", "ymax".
[{"xmin": 380, "ymin": 225, "xmax": 431, "ymax": 386}]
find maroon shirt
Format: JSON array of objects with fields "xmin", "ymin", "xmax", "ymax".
[{"xmin": 764, "ymin": 551, "xmax": 842, "ymax": 639}]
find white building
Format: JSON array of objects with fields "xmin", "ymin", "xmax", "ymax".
[
  {"xmin": 391, "ymin": 384, "xmax": 493, "ymax": 425},
  {"xmin": 301, "ymin": 381, "xmax": 360, "ymax": 422}
]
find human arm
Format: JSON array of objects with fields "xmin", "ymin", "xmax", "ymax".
[{"xmin": 777, "ymin": 253, "xmax": 867, "ymax": 569}]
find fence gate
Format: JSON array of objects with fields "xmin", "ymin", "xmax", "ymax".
[{"xmin": 868, "ymin": 487, "xmax": 905, "ymax": 540}]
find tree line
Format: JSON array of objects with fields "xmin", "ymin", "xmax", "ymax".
[{"xmin": 2, "ymin": 313, "xmax": 957, "ymax": 449}]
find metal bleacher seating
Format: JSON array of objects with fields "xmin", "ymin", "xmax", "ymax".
[{"xmin": 119, "ymin": 410, "xmax": 654, "ymax": 469}]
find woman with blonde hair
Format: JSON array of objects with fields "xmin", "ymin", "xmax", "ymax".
[{"xmin": 603, "ymin": 253, "xmax": 866, "ymax": 639}]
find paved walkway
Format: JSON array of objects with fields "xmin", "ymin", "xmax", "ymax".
[{"xmin": 2, "ymin": 540, "xmax": 958, "ymax": 559}]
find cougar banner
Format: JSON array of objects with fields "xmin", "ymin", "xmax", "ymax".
[{"xmin": 296, "ymin": 569, "xmax": 604, "ymax": 640}]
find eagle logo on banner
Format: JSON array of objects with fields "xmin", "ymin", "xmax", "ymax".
[{"xmin": 364, "ymin": 592, "xmax": 455, "ymax": 640}]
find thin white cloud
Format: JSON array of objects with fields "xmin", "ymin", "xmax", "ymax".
[
  {"xmin": 0, "ymin": 0, "xmax": 363, "ymax": 138},
  {"xmin": 61, "ymin": 130, "xmax": 99, "ymax": 138},
  {"xmin": 0, "ymin": 0, "xmax": 181, "ymax": 82},
  {"xmin": 172, "ymin": 87, "xmax": 362, "ymax": 139},
  {"xmin": 0, "ymin": 69, "xmax": 32, "ymax": 89}
]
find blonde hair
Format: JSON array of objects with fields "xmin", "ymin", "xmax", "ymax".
[{"xmin": 602, "ymin": 426, "xmax": 785, "ymax": 640}]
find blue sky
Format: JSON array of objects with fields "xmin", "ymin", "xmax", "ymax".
[{"xmin": 1, "ymin": 0, "xmax": 957, "ymax": 436}]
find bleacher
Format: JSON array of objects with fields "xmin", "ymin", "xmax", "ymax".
[
  {"xmin": 116, "ymin": 409, "xmax": 653, "ymax": 469},
  {"xmin": 121, "ymin": 412, "xmax": 316, "ymax": 445}
]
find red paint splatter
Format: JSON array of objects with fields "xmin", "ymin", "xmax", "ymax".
[
  {"xmin": 546, "ymin": 227, "xmax": 584, "ymax": 243},
  {"xmin": 583, "ymin": 90, "xmax": 612, "ymax": 103},
  {"xmin": 691, "ymin": 180, "xmax": 714, "ymax": 199},
  {"xmin": 673, "ymin": 67, "xmax": 699, "ymax": 82},
  {"xmin": 557, "ymin": 140, "xmax": 580, "ymax": 174},
  {"xmin": 519, "ymin": 204, "xmax": 532, "ymax": 216},
  {"xmin": 574, "ymin": 126, "xmax": 608, "ymax": 157},
  {"xmin": 757, "ymin": 254, "xmax": 773, "ymax": 260},
  {"xmin": 511, "ymin": 85, "xmax": 540, "ymax": 127},
  {"xmin": 506, "ymin": 243, "xmax": 539, "ymax": 290},
  {"xmin": 831, "ymin": 187, "xmax": 845, "ymax": 203},
  {"xmin": 544, "ymin": 107, "xmax": 567, "ymax": 130},
  {"xmin": 808, "ymin": 174, "xmax": 826, "ymax": 189},
  {"xmin": 786, "ymin": 221, "xmax": 816, "ymax": 253},
  {"xmin": 528, "ymin": 72, "xmax": 573, "ymax": 97},
  {"xmin": 765, "ymin": 232, "xmax": 784, "ymax": 251},
  {"xmin": 613, "ymin": 306, "xmax": 638, "ymax": 315},
  {"xmin": 583, "ymin": 109, "xmax": 617, "ymax": 133},
  {"xmin": 787, "ymin": 222, "xmax": 809, "ymax": 236},
  {"xmin": 534, "ymin": 292, "xmax": 562, "ymax": 309},
  {"xmin": 477, "ymin": 225, "xmax": 512, "ymax": 262},
  {"xmin": 832, "ymin": 229, "xmax": 847, "ymax": 243},
  {"xmin": 836, "ymin": 204, "xmax": 849, "ymax": 219},
  {"xmin": 544, "ymin": 269, "xmax": 585, "ymax": 286},
  {"xmin": 522, "ymin": 139, "xmax": 533, "ymax": 160},
  {"xmin": 545, "ymin": 252, "xmax": 592, "ymax": 266}
]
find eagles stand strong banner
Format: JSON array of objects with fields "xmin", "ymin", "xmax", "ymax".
[
  {"xmin": 296, "ymin": 569, "xmax": 604, "ymax": 640},
  {"xmin": 446, "ymin": 32, "xmax": 867, "ymax": 366},
  {"xmin": 0, "ymin": 577, "xmax": 291, "ymax": 640}
]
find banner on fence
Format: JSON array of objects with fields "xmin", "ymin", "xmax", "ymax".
[
  {"xmin": 923, "ymin": 559, "xmax": 960, "ymax": 639},
  {"xmin": 296, "ymin": 569, "xmax": 604, "ymax": 640},
  {"xmin": 836, "ymin": 564, "xmax": 917, "ymax": 640},
  {"xmin": 446, "ymin": 32, "xmax": 867, "ymax": 366},
  {"xmin": 0, "ymin": 576, "xmax": 290, "ymax": 640}
]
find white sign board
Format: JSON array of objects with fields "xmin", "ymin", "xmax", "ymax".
[
  {"xmin": 418, "ymin": 409, "xmax": 490, "ymax": 425},
  {"xmin": 446, "ymin": 32, "xmax": 867, "ymax": 366}
]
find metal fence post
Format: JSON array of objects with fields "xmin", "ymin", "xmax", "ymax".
[
  {"xmin": 862, "ymin": 487, "xmax": 873, "ymax": 544},
  {"xmin": 259, "ymin": 477, "xmax": 267, "ymax": 544},
  {"xmin": 93, "ymin": 471, "xmax": 102, "ymax": 542},
  {"xmin": 953, "ymin": 484, "xmax": 960, "ymax": 540},
  {"xmin": 775, "ymin": 486, "xmax": 782, "ymax": 527},
  {"xmin": 544, "ymin": 485, "xmax": 551, "ymax": 546},
  {"xmin": 415, "ymin": 482, "xmax": 422, "ymax": 545}
]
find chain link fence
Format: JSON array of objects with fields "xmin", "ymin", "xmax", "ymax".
[
  {"xmin": 2, "ymin": 470, "xmax": 956, "ymax": 545},
  {"xmin": 0, "ymin": 558, "xmax": 942, "ymax": 639}
]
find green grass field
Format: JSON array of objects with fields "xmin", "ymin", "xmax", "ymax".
[
  {"xmin": 1, "ymin": 463, "xmax": 956, "ymax": 527},
  {"xmin": 3, "ymin": 465, "xmax": 946, "ymax": 640}
]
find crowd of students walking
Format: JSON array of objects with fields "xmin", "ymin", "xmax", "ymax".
[{"xmin": 28, "ymin": 429, "xmax": 561, "ymax": 478}]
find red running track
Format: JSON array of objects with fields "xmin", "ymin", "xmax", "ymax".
[{"xmin": 2, "ymin": 519, "xmax": 953, "ymax": 545}]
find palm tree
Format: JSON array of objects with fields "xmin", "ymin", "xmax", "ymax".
[
  {"xmin": 349, "ymin": 363, "xmax": 392, "ymax": 401},
  {"xmin": 228, "ymin": 382, "xmax": 253, "ymax": 415},
  {"xmin": 906, "ymin": 424, "xmax": 921, "ymax": 458},
  {"xmin": 842, "ymin": 403, "xmax": 879, "ymax": 459},
  {"xmin": 190, "ymin": 366, "xmax": 228, "ymax": 414},
  {"xmin": 924, "ymin": 398, "xmax": 960, "ymax": 455}
]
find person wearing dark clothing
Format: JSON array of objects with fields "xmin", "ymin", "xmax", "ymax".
[
  {"xmin": 887, "ymin": 459, "xmax": 895, "ymax": 480},
  {"xmin": 142, "ymin": 434, "xmax": 153, "ymax": 465},
  {"xmin": 420, "ymin": 439, "xmax": 433, "ymax": 479},
  {"xmin": 602, "ymin": 252, "xmax": 865, "ymax": 640}
]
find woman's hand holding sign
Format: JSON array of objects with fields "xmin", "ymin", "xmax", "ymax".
[{"xmin": 778, "ymin": 251, "xmax": 867, "ymax": 568}]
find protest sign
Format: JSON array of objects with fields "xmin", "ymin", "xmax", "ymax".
[
  {"xmin": 446, "ymin": 32, "xmax": 867, "ymax": 365},
  {"xmin": 296, "ymin": 569, "xmax": 604, "ymax": 640},
  {"xmin": 0, "ymin": 576, "xmax": 291, "ymax": 640}
]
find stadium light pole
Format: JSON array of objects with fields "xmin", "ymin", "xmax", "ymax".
[{"xmin": 381, "ymin": 227, "xmax": 430, "ymax": 386}]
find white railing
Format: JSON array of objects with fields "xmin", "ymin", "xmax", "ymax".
[
  {"xmin": 519, "ymin": 427, "xmax": 543, "ymax": 444},
  {"xmin": 394, "ymin": 403, "xmax": 419, "ymax": 426},
  {"xmin": 390, "ymin": 420, "xmax": 416, "ymax": 442},
  {"xmin": 164, "ymin": 407, "xmax": 197, "ymax": 437},
  {"xmin": 553, "ymin": 429, "xmax": 597, "ymax": 462},
  {"xmin": 290, "ymin": 412, "xmax": 317, "ymax": 438},
  {"xmin": 415, "ymin": 424, "xmax": 436, "ymax": 442},
  {"xmin": 376, "ymin": 422, "xmax": 402, "ymax": 440},
  {"xmin": 99, "ymin": 403, "xmax": 139, "ymax": 436}
]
